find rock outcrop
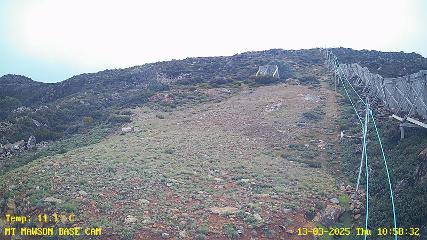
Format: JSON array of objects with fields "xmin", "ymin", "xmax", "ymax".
[
  {"xmin": 0, "ymin": 136, "xmax": 37, "ymax": 161},
  {"xmin": 319, "ymin": 204, "xmax": 345, "ymax": 227}
]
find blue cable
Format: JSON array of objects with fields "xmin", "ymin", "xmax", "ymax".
[
  {"xmin": 331, "ymin": 52, "xmax": 366, "ymax": 194},
  {"xmin": 363, "ymin": 102, "xmax": 370, "ymax": 240},
  {"xmin": 370, "ymin": 110, "xmax": 398, "ymax": 240},
  {"xmin": 326, "ymin": 49, "xmax": 398, "ymax": 239},
  {"xmin": 332, "ymin": 59, "xmax": 364, "ymax": 127}
]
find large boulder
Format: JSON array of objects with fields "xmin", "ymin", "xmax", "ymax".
[
  {"xmin": 121, "ymin": 126, "xmax": 134, "ymax": 133},
  {"xmin": 319, "ymin": 205, "xmax": 345, "ymax": 227}
]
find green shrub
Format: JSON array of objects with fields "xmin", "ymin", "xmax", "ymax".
[
  {"xmin": 60, "ymin": 201, "xmax": 80, "ymax": 212},
  {"xmin": 299, "ymin": 75, "xmax": 320, "ymax": 85},
  {"xmin": 148, "ymin": 80, "xmax": 169, "ymax": 92},
  {"xmin": 253, "ymin": 75, "xmax": 279, "ymax": 85},
  {"xmin": 83, "ymin": 116, "xmax": 94, "ymax": 125},
  {"xmin": 198, "ymin": 223, "xmax": 209, "ymax": 235},
  {"xmin": 164, "ymin": 149, "xmax": 174, "ymax": 154},
  {"xmin": 209, "ymin": 77, "xmax": 232, "ymax": 86},
  {"xmin": 302, "ymin": 106, "xmax": 325, "ymax": 122},
  {"xmin": 223, "ymin": 223, "xmax": 239, "ymax": 239},
  {"xmin": 120, "ymin": 110, "xmax": 133, "ymax": 116},
  {"xmin": 0, "ymin": 96, "xmax": 21, "ymax": 120},
  {"xmin": 34, "ymin": 128, "xmax": 63, "ymax": 141},
  {"xmin": 304, "ymin": 207, "xmax": 316, "ymax": 220},
  {"xmin": 57, "ymin": 148, "xmax": 67, "ymax": 154},
  {"xmin": 108, "ymin": 114, "xmax": 131, "ymax": 124}
]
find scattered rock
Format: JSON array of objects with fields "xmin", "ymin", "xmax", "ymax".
[
  {"xmin": 255, "ymin": 193, "xmax": 269, "ymax": 198},
  {"xmin": 330, "ymin": 198, "xmax": 340, "ymax": 204},
  {"xmin": 178, "ymin": 230, "xmax": 187, "ymax": 238},
  {"xmin": 121, "ymin": 126, "xmax": 134, "ymax": 133},
  {"xmin": 285, "ymin": 78, "xmax": 300, "ymax": 85},
  {"xmin": 44, "ymin": 197, "xmax": 63, "ymax": 204},
  {"xmin": 142, "ymin": 216, "xmax": 152, "ymax": 224},
  {"xmin": 304, "ymin": 94, "xmax": 320, "ymax": 102},
  {"xmin": 161, "ymin": 232, "xmax": 170, "ymax": 238},
  {"xmin": 209, "ymin": 207, "xmax": 239, "ymax": 215},
  {"xmin": 265, "ymin": 102, "xmax": 283, "ymax": 112},
  {"xmin": 354, "ymin": 214, "xmax": 361, "ymax": 220},
  {"xmin": 283, "ymin": 208, "xmax": 292, "ymax": 214},
  {"xmin": 78, "ymin": 190, "xmax": 88, "ymax": 196},
  {"xmin": 12, "ymin": 140, "xmax": 26, "ymax": 151},
  {"xmin": 253, "ymin": 213, "xmax": 263, "ymax": 222},
  {"xmin": 138, "ymin": 199, "xmax": 150, "ymax": 205},
  {"xmin": 124, "ymin": 215, "xmax": 138, "ymax": 224},
  {"xmin": 213, "ymin": 177, "xmax": 223, "ymax": 182}
]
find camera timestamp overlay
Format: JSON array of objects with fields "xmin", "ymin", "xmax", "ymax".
[
  {"xmin": 2, "ymin": 213, "xmax": 102, "ymax": 237},
  {"xmin": 297, "ymin": 226, "xmax": 421, "ymax": 237}
]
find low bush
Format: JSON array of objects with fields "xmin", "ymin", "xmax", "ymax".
[{"xmin": 108, "ymin": 114, "xmax": 131, "ymax": 124}]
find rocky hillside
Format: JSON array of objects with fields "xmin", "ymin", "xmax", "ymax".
[
  {"xmin": 2, "ymin": 47, "xmax": 427, "ymax": 181},
  {"xmin": 332, "ymin": 47, "xmax": 427, "ymax": 77},
  {"xmin": 2, "ymin": 48, "xmax": 426, "ymax": 145},
  {"xmin": 1, "ymin": 47, "xmax": 427, "ymax": 239},
  {"xmin": 1, "ymin": 48, "xmax": 320, "ymax": 166}
]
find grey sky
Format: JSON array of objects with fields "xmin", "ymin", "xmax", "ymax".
[{"xmin": 1, "ymin": 0, "xmax": 426, "ymax": 83}]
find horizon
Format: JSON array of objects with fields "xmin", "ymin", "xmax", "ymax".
[
  {"xmin": 1, "ymin": 46, "xmax": 426, "ymax": 84},
  {"xmin": 1, "ymin": 0, "xmax": 426, "ymax": 83}
]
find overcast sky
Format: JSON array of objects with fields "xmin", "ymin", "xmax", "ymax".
[{"xmin": 1, "ymin": 0, "xmax": 426, "ymax": 83}]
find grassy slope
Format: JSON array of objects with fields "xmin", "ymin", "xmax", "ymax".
[{"xmin": 0, "ymin": 77, "xmax": 343, "ymax": 239}]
